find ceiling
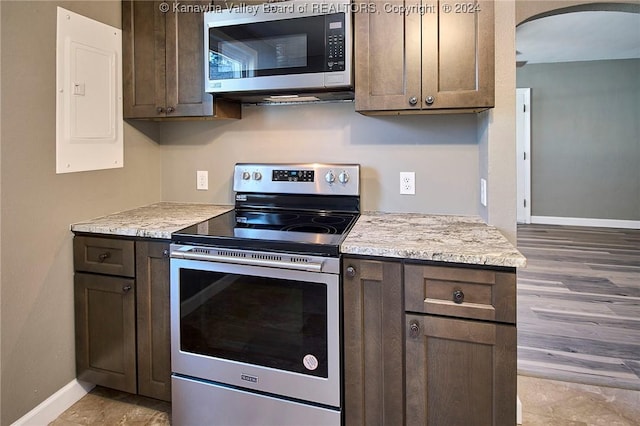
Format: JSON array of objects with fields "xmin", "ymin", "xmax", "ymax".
[{"xmin": 516, "ymin": 10, "xmax": 640, "ymax": 65}]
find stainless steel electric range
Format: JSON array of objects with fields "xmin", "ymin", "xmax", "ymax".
[{"xmin": 170, "ymin": 163, "xmax": 360, "ymax": 426}]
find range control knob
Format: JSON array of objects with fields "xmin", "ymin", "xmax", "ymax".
[
  {"xmin": 338, "ymin": 171, "xmax": 349, "ymax": 184},
  {"xmin": 325, "ymin": 171, "xmax": 336, "ymax": 184},
  {"xmin": 253, "ymin": 171, "xmax": 262, "ymax": 181},
  {"xmin": 242, "ymin": 171, "xmax": 251, "ymax": 180}
]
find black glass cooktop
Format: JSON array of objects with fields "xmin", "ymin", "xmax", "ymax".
[{"xmin": 172, "ymin": 209, "xmax": 359, "ymax": 256}]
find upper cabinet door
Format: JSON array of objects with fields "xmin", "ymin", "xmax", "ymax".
[
  {"xmin": 123, "ymin": 1, "xmax": 240, "ymax": 120},
  {"xmin": 355, "ymin": 0, "xmax": 495, "ymax": 114},
  {"xmin": 122, "ymin": 1, "xmax": 167, "ymax": 118},
  {"xmin": 421, "ymin": 0, "xmax": 495, "ymax": 110},
  {"xmin": 164, "ymin": 2, "xmax": 214, "ymax": 117},
  {"xmin": 354, "ymin": 3, "xmax": 422, "ymax": 112}
]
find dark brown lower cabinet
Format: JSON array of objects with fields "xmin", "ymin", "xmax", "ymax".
[
  {"xmin": 135, "ymin": 241, "xmax": 171, "ymax": 401},
  {"xmin": 405, "ymin": 314, "xmax": 517, "ymax": 426},
  {"xmin": 343, "ymin": 257, "xmax": 404, "ymax": 426},
  {"xmin": 343, "ymin": 256, "xmax": 517, "ymax": 426},
  {"xmin": 74, "ymin": 273, "xmax": 137, "ymax": 393},
  {"xmin": 74, "ymin": 237, "xmax": 171, "ymax": 401}
]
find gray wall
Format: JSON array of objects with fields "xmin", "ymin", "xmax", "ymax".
[
  {"xmin": 0, "ymin": 0, "xmax": 519, "ymax": 422},
  {"xmin": 161, "ymin": 1, "xmax": 521, "ymax": 244},
  {"xmin": 0, "ymin": 1, "xmax": 162, "ymax": 423},
  {"xmin": 159, "ymin": 103, "xmax": 481, "ymax": 216},
  {"xmin": 517, "ymin": 59, "xmax": 640, "ymax": 221},
  {"xmin": 0, "ymin": 1, "xmax": 3, "ymax": 420},
  {"xmin": 479, "ymin": 0, "xmax": 518, "ymax": 242}
]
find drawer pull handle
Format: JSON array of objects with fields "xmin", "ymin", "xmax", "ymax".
[
  {"xmin": 98, "ymin": 252, "xmax": 111, "ymax": 262},
  {"xmin": 453, "ymin": 290, "xmax": 465, "ymax": 304},
  {"xmin": 122, "ymin": 285, "xmax": 132, "ymax": 293},
  {"xmin": 346, "ymin": 266, "xmax": 356, "ymax": 278},
  {"xmin": 409, "ymin": 320, "xmax": 420, "ymax": 339}
]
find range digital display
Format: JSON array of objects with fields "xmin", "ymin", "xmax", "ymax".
[{"xmin": 272, "ymin": 170, "xmax": 315, "ymax": 182}]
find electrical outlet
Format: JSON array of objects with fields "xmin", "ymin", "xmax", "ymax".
[
  {"xmin": 480, "ymin": 178, "xmax": 487, "ymax": 207},
  {"xmin": 197, "ymin": 170, "xmax": 208, "ymax": 190},
  {"xmin": 400, "ymin": 172, "xmax": 415, "ymax": 195}
]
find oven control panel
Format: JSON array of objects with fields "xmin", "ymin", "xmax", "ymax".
[
  {"xmin": 272, "ymin": 169, "xmax": 315, "ymax": 182},
  {"xmin": 234, "ymin": 163, "xmax": 360, "ymax": 196}
]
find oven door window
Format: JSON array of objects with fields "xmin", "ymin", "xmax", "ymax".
[
  {"xmin": 179, "ymin": 269, "xmax": 328, "ymax": 378},
  {"xmin": 208, "ymin": 15, "xmax": 327, "ymax": 80}
]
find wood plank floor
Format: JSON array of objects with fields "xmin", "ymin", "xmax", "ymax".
[{"xmin": 516, "ymin": 224, "xmax": 640, "ymax": 390}]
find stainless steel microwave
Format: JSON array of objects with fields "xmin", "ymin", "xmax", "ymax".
[{"xmin": 203, "ymin": 0, "xmax": 353, "ymax": 99}]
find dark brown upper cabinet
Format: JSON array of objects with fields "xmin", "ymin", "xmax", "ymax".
[
  {"xmin": 355, "ymin": 0, "xmax": 495, "ymax": 114},
  {"xmin": 122, "ymin": 1, "xmax": 240, "ymax": 120}
]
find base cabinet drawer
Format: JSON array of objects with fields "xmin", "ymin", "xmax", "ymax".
[
  {"xmin": 405, "ymin": 263, "xmax": 516, "ymax": 323},
  {"xmin": 73, "ymin": 236, "xmax": 135, "ymax": 277}
]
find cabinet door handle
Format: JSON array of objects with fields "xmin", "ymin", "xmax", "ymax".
[
  {"xmin": 156, "ymin": 106, "xmax": 165, "ymax": 114},
  {"xmin": 453, "ymin": 290, "xmax": 465, "ymax": 304},
  {"xmin": 345, "ymin": 266, "xmax": 356, "ymax": 278},
  {"xmin": 98, "ymin": 252, "xmax": 111, "ymax": 262},
  {"xmin": 166, "ymin": 106, "xmax": 175, "ymax": 113},
  {"xmin": 409, "ymin": 320, "xmax": 420, "ymax": 339},
  {"xmin": 163, "ymin": 249, "xmax": 170, "ymax": 258},
  {"xmin": 408, "ymin": 96, "xmax": 418, "ymax": 106},
  {"xmin": 425, "ymin": 96, "xmax": 435, "ymax": 105},
  {"xmin": 122, "ymin": 285, "xmax": 132, "ymax": 293}
]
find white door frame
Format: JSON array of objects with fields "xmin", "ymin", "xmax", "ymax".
[{"xmin": 516, "ymin": 88, "xmax": 531, "ymax": 224}]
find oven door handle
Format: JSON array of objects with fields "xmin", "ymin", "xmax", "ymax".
[{"xmin": 171, "ymin": 251, "xmax": 324, "ymax": 272}]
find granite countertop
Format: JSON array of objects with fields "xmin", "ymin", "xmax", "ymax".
[
  {"xmin": 341, "ymin": 212, "xmax": 526, "ymax": 268},
  {"xmin": 70, "ymin": 202, "xmax": 233, "ymax": 239},
  {"xmin": 71, "ymin": 204, "xmax": 525, "ymax": 267}
]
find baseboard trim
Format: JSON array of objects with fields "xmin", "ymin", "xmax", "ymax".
[
  {"xmin": 530, "ymin": 216, "xmax": 640, "ymax": 229},
  {"xmin": 11, "ymin": 379, "xmax": 95, "ymax": 426},
  {"xmin": 517, "ymin": 395, "xmax": 523, "ymax": 424}
]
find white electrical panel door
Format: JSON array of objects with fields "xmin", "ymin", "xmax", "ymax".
[{"xmin": 56, "ymin": 7, "xmax": 123, "ymax": 174}]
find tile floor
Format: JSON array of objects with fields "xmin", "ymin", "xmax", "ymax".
[
  {"xmin": 517, "ymin": 375, "xmax": 640, "ymax": 426},
  {"xmin": 48, "ymin": 375, "xmax": 640, "ymax": 425},
  {"xmin": 49, "ymin": 386, "xmax": 170, "ymax": 426}
]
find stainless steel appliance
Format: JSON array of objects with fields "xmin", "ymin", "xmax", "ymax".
[
  {"xmin": 204, "ymin": 0, "xmax": 353, "ymax": 102},
  {"xmin": 170, "ymin": 163, "xmax": 360, "ymax": 426}
]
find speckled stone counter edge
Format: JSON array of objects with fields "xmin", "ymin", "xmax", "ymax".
[
  {"xmin": 341, "ymin": 212, "xmax": 526, "ymax": 268},
  {"xmin": 72, "ymin": 205, "xmax": 526, "ymax": 268},
  {"xmin": 70, "ymin": 202, "xmax": 233, "ymax": 240}
]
